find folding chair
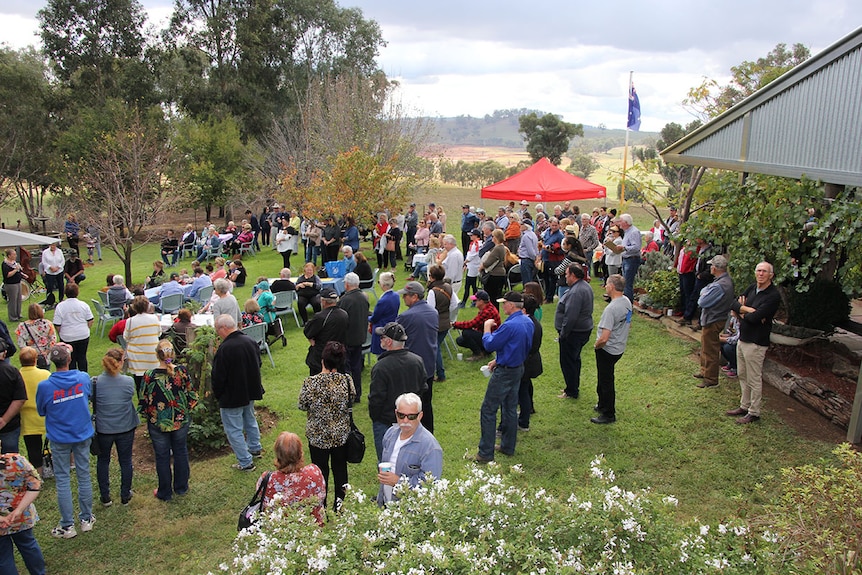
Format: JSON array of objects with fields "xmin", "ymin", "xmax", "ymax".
[
  {"xmin": 273, "ymin": 290, "xmax": 301, "ymax": 329},
  {"xmin": 158, "ymin": 293, "xmax": 184, "ymax": 314},
  {"xmin": 242, "ymin": 322, "xmax": 275, "ymax": 368},
  {"xmin": 360, "ymin": 268, "xmax": 379, "ymax": 302},
  {"xmin": 507, "ymin": 263, "xmax": 522, "ymax": 291}
]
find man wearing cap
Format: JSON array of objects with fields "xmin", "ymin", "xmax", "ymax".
[
  {"xmin": 460, "ymin": 205, "xmax": 479, "ymax": 255},
  {"xmin": 338, "ymin": 273, "xmax": 369, "ymax": 400},
  {"xmin": 303, "ymin": 288, "xmax": 349, "ymax": 376},
  {"xmin": 36, "ymin": 344, "xmax": 96, "ymax": 537},
  {"xmin": 452, "ymin": 290, "xmax": 499, "ymax": 361},
  {"xmin": 474, "ymin": 291, "xmax": 533, "ymax": 462},
  {"xmin": 555, "ymin": 264, "xmax": 594, "ymax": 399},
  {"xmin": 368, "ymin": 323, "xmax": 428, "ymax": 460},
  {"xmin": 396, "ymin": 281, "xmax": 438, "ymax": 433},
  {"xmin": 518, "ymin": 200, "xmax": 531, "ymax": 220},
  {"xmin": 618, "ymin": 214, "xmax": 642, "ymax": 303},
  {"xmin": 517, "ymin": 219, "xmax": 539, "ymax": 285},
  {"xmin": 694, "ymin": 255, "xmax": 735, "ymax": 388},
  {"xmin": 726, "ymin": 261, "xmax": 780, "ymax": 424},
  {"xmin": 63, "ymin": 250, "xmax": 86, "ymax": 289}
]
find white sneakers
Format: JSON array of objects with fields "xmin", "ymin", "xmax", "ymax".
[{"xmin": 52, "ymin": 516, "xmax": 95, "ymax": 539}]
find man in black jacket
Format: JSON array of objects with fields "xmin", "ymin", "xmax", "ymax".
[
  {"xmin": 338, "ymin": 273, "xmax": 370, "ymax": 400},
  {"xmin": 368, "ymin": 322, "xmax": 428, "ymax": 461},
  {"xmin": 212, "ymin": 314, "xmax": 264, "ymax": 471},
  {"xmin": 303, "ymin": 289, "xmax": 348, "ymax": 376},
  {"xmin": 725, "ymin": 262, "xmax": 781, "ymax": 424}
]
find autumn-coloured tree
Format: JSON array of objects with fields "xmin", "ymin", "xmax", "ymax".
[{"xmin": 278, "ymin": 147, "xmax": 410, "ymax": 223}]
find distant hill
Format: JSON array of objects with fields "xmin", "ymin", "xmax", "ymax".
[{"xmin": 426, "ymin": 109, "xmax": 657, "ymax": 151}]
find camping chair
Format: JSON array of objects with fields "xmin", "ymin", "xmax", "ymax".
[
  {"xmin": 273, "ymin": 290, "xmax": 301, "ymax": 329},
  {"xmin": 238, "ymin": 240, "xmax": 255, "ymax": 258},
  {"xmin": 195, "ymin": 285, "xmax": 214, "ymax": 305},
  {"xmin": 362, "ymin": 331, "xmax": 374, "ymax": 367},
  {"xmin": 242, "ymin": 322, "xmax": 275, "ymax": 368},
  {"xmin": 507, "ymin": 263, "xmax": 522, "ymax": 291},
  {"xmin": 158, "ymin": 293, "xmax": 184, "ymax": 314},
  {"xmin": 442, "ymin": 307, "xmax": 460, "ymax": 361}
]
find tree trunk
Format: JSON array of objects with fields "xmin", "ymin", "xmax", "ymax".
[{"xmin": 819, "ymin": 183, "xmax": 844, "ymax": 281}]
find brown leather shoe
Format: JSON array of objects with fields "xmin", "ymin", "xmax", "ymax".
[
  {"xmin": 725, "ymin": 407, "xmax": 748, "ymax": 416},
  {"xmin": 692, "ymin": 372, "xmax": 705, "ymax": 379},
  {"xmin": 736, "ymin": 414, "xmax": 760, "ymax": 424},
  {"xmin": 696, "ymin": 381, "xmax": 718, "ymax": 388}
]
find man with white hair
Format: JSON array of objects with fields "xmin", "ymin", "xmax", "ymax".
[
  {"xmin": 376, "ymin": 392, "xmax": 442, "ymax": 505},
  {"xmin": 338, "ymin": 272, "xmax": 369, "ymax": 399},
  {"xmin": 440, "ymin": 235, "xmax": 464, "ymax": 293},
  {"xmin": 270, "ymin": 268, "xmax": 295, "ymax": 293},
  {"xmin": 212, "ymin": 314, "xmax": 264, "ymax": 471},
  {"xmin": 517, "ymin": 220, "xmax": 539, "ymax": 285},
  {"xmin": 617, "ymin": 214, "xmax": 642, "ymax": 303},
  {"xmin": 341, "ymin": 246, "xmax": 356, "ymax": 274},
  {"xmin": 427, "ymin": 212, "xmax": 443, "ymax": 235}
]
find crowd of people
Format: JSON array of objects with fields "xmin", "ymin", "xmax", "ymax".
[{"xmin": 0, "ymin": 199, "xmax": 788, "ymax": 570}]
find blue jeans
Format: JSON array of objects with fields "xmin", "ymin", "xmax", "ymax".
[
  {"xmin": 478, "ymin": 364, "xmax": 523, "ymax": 459},
  {"xmin": 0, "ymin": 426, "xmax": 20, "ymax": 454},
  {"xmin": 621, "ymin": 257, "xmax": 640, "ymax": 303},
  {"xmin": 372, "ymin": 421, "xmax": 391, "ymax": 463},
  {"xmin": 0, "ymin": 528, "xmax": 45, "ymax": 575},
  {"xmin": 148, "ymin": 422, "xmax": 190, "ymax": 501},
  {"xmin": 519, "ymin": 258, "xmax": 536, "ymax": 285},
  {"xmin": 96, "ymin": 428, "xmax": 135, "ymax": 502},
  {"xmin": 220, "ymin": 403, "xmax": 262, "ymax": 468},
  {"xmin": 435, "ymin": 330, "xmax": 448, "ymax": 380},
  {"xmin": 52, "ymin": 438, "xmax": 94, "ymax": 528}
]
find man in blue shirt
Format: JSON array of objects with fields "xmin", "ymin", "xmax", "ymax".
[
  {"xmin": 618, "ymin": 213, "xmax": 642, "ymax": 303},
  {"xmin": 475, "ymin": 291, "xmax": 534, "ymax": 463},
  {"xmin": 187, "ymin": 267, "xmax": 212, "ymax": 301},
  {"xmin": 460, "ymin": 204, "xmax": 479, "ymax": 255}
]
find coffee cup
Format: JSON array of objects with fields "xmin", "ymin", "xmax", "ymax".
[{"xmin": 480, "ymin": 364, "xmax": 491, "ymax": 377}]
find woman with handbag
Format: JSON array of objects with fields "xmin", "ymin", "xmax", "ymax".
[
  {"xmin": 93, "ymin": 349, "xmax": 138, "ymax": 507},
  {"xmin": 138, "ymin": 340, "xmax": 198, "ymax": 502},
  {"xmin": 479, "ymin": 229, "xmax": 508, "ymax": 309},
  {"xmin": 297, "ymin": 341, "xmax": 354, "ymax": 512},
  {"xmin": 256, "ymin": 432, "xmax": 326, "ymax": 525},
  {"xmin": 15, "ymin": 304, "xmax": 56, "ymax": 370}
]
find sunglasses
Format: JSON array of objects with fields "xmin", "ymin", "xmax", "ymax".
[{"xmin": 395, "ymin": 411, "xmax": 420, "ymax": 421}]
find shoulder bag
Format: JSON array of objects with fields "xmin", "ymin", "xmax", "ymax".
[
  {"xmin": 22, "ymin": 322, "xmax": 50, "ymax": 370},
  {"xmin": 343, "ymin": 375, "xmax": 366, "ymax": 464},
  {"xmin": 89, "ymin": 376, "xmax": 101, "ymax": 456},
  {"xmin": 238, "ymin": 471, "xmax": 272, "ymax": 531}
]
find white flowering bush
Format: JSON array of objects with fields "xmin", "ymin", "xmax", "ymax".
[{"xmin": 215, "ymin": 456, "xmax": 790, "ymax": 574}]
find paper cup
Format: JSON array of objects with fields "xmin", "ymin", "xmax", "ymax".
[
  {"xmin": 456, "ymin": 353, "xmax": 463, "ymax": 361},
  {"xmin": 378, "ymin": 462, "xmax": 393, "ymax": 474},
  {"xmin": 480, "ymin": 364, "xmax": 491, "ymax": 378}
]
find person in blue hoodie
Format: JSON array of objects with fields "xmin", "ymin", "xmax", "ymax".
[{"xmin": 35, "ymin": 344, "xmax": 95, "ymax": 539}]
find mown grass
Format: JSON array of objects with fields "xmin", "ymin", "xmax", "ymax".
[{"xmin": 9, "ymin": 201, "xmax": 839, "ymax": 574}]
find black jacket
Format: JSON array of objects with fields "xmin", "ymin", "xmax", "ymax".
[
  {"xmin": 303, "ymin": 306, "xmax": 349, "ymax": 373},
  {"xmin": 731, "ymin": 282, "xmax": 781, "ymax": 347},
  {"xmin": 368, "ymin": 348, "xmax": 428, "ymax": 425},
  {"xmin": 211, "ymin": 331, "xmax": 264, "ymax": 408}
]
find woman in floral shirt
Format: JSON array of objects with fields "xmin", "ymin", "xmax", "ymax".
[
  {"xmin": 0, "ymin": 453, "xmax": 45, "ymax": 574},
  {"xmin": 15, "ymin": 304, "xmax": 56, "ymax": 367},
  {"xmin": 257, "ymin": 432, "xmax": 326, "ymax": 525},
  {"xmin": 241, "ymin": 299, "xmax": 265, "ymax": 328},
  {"xmin": 138, "ymin": 340, "xmax": 198, "ymax": 501},
  {"xmin": 297, "ymin": 341, "xmax": 354, "ymax": 512}
]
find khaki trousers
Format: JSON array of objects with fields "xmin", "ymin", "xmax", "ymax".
[{"xmin": 737, "ymin": 340, "xmax": 768, "ymax": 416}]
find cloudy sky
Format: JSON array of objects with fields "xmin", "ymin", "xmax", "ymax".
[{"xmin": 3, "ymin": 0, "xmax": 861, "ymax": 131}]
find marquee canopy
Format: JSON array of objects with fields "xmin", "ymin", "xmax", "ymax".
[{"xmin": 481, "ymin": 157, "xmax": 606, "ymax": 203}]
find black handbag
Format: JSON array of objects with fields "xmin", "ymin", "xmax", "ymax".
[
  {"xmin": 89, "ymin": 377, "xmax": 100, "ymax": 456},
  {"xmin": 342, "ymin": 376, "xmax": 365, "ymax": 464},
  {"xmin": 238, "ymin": 472, "xmax": 271, "ymax": 531}
]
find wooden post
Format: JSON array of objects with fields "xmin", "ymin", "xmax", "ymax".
[{"xmin": 848, "ymin": 367, "xmax": 862, "ymax": 444}]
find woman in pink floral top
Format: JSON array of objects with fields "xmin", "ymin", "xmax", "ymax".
[
  {"xmin": 138, "ymin": 340, "xmax": 199, "ymax": 501},
  {"xmin": 258, "ymin": 432, "xmax": 326, "ymax": 525},
  {"xmin": 15, "ymin": 304, "xmax": 56, "ymax": 366}
]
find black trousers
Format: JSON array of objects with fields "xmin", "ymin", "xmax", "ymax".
[
  {"xmin": 308, "ymin": 443, "xmax": 348, "ymax": 511},
  {"xmin": 456, "ymin": 329, "xmax": 484, "ymax": 356},
  {"xmin": 595, "ymin": 347, "xmax": 622, "ymax": 418}
]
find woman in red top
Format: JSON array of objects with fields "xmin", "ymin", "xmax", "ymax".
[
  {"xmin": 257, "ymin": 432, "xmax": 326, "ymax": 525},
  {"xmin": 373, "ymin": 214, "xmax": 390, "ymax": 270}
]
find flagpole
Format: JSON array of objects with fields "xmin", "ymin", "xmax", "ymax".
[{"xmin": 621, "ymin": 71, "xmax": 632, "ymax": 207}]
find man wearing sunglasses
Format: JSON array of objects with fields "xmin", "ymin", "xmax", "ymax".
[
  {"xmin": 376, "ymin": 393, "xmax": 442, "ymax": 505},
  {"xmin": 368, "ymin": 323, "xmax": 428, "ymax": 461}
]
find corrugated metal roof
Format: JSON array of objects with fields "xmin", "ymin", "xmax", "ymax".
[{"xmin": 661, "ymin": 27, "xmax": 862, "ymax": 187}]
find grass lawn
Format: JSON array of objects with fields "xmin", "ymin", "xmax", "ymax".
[{"xmin": 8, "ymin": 209, "xmax": 840, "ymax": 574}]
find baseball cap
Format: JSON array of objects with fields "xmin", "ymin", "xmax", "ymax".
[
  {"xmin": 397, "ymin": 281, "xmax": 425, "ymax": 296},
  {"xmin": 707, "ymin": 255, "xmax": 728, "ymax": 269},
  {"xmin": 374, "ymin": 321, "xmax": 408, "ymax": 342},
  {"xmin": 320, "ymin": 288, "xmax": 339, "ymax": 300},
  {"xmin": 497, "ymin": 291, "xmax": 524, "ymax": 304},
  {"xmin": 49, "ymin": 344, "xmax": 71, "ymax": 365},
  {"xmin": 468, "ymin": 228, "xmax": 482, "ymax": 238},
  {"xmin": 462, "ymin": 204, "xmax": 470, "ymax": 209},
  {"xmin": 470, "ymin": 290, "xmax": 490, "ymax": 302}
]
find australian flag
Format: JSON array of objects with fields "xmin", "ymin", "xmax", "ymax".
[{"xmin": 627, "ymin": 84, "xmax": 641, "ymax": 131}]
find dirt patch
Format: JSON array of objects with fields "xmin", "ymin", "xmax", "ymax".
[{"xmin": 130, "ymin": 405, "xmax": 280, "ymax": 473}]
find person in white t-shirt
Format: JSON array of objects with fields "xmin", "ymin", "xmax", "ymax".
[{"xmin": 52, "ymin": 283, "xmax": 94, "ymax": 372}]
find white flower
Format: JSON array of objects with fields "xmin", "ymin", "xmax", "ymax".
[{"xmin": 700, "ymin": 524, "xmax": 710, "ymax": 536}]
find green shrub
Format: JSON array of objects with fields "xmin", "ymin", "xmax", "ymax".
[
  {"xmin": 762, "ymin": 444, "xmax": 862, "ymax": 574},
  {"xmin": 787, "ymin": 279, "xmax": 849, "ymax": 332},
  {"xmin": 637, "ymin": 250, "xmax": 674, "ymax": 284},
  {"xmin": 218, "ymin": 457, "xmax": 790, "ymax": 574},
  {"xmin": 646, "ymin": 269, "xmax": 681, "ymax": 310},
  {"xmin": 185, "ymin": 325, "xmax": 229, "ymax": 451}
]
